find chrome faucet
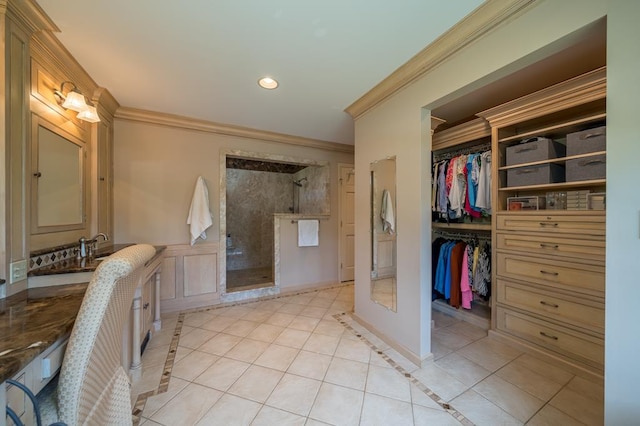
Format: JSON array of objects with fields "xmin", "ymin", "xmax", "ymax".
[
  {"xmin": 77, "ymin": 233, "xmax": 109, "ymax": 259},
  {"xmin": 89, "ymin": 233, "xmax": 109, "ymax": 257}
]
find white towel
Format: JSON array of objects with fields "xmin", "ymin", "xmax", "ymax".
[
  {"xmin": 297, "ymin": 219, "xmax": 319, "ymax": 247},
  {"xmin": 381, "ymin": 189, "xmax": 395, "ymax": 234},
  {"xmin": 187, "ymin": 176, "xmax": 213, "ymax": 245}
]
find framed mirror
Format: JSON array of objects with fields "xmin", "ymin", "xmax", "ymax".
[
  {"xmin": 31, "ymin": 117, "xmax": 86, "ymax": 234},
  {"xmin": 370, "ymin": 157, "xmax": 397, "ymax": 311}
]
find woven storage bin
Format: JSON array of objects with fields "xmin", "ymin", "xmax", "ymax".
[
  {"xmin": 506, "ymin": 137, "xmax": 566, "ymax": 166},
  {"xmin": 566, "ymin": 154, "xmax": 606, "ymax": 182},
  {"xmin": 507, "ymin": 164, "xmax": 565, "ymax": 187}
]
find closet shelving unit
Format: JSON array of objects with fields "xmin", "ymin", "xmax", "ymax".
[
  {"xmin": 478, "ymin": 67, "xmax": 606, "ymax": 375},
  {"xmin": 431, "ymin": 117, "xmax": 493, "ymax": 328}
]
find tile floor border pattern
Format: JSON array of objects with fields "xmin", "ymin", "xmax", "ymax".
[
  {"xmin": 334, "ymin": 312, "xmax": 474, "ymax": 426},
  {"xmin": 130, "ymin": 283, "xmax": 351, "ymax": 425}
]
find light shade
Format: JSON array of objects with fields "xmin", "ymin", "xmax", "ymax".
[
  {"xmin": 62, "ymin": 91, "xmax": 88, "ymax": 112},
  {"xmin": 76, "ymin": 105, "xmax": 101, "ymax": 123}
]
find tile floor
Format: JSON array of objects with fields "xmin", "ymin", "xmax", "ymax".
[{"xmin": 132, "ymin": 284, "xmax": 604, "ymax": 426}]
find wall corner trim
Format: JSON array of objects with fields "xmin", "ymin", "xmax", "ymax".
[
  {"xmin": 115, "ymin": 107, "xmax": 355, "ymax": 154},
  {"xmin": 345, "ymin": 0, "xmax": 538, "ymax": 119}
]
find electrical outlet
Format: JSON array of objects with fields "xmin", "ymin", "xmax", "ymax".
[{"xmin": 10, "ymin": 260, "xmax": 27, "ymax": 284}]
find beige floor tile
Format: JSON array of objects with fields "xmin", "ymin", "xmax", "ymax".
[
  {"xmin": 307, "ymin": 296, "xmax": 334, "ymax": 309},
  {"xmin": 410, "ymin": 383, "xmax": 445, "ymax": 411},
  {"xmin": 265, "ymin": 312, "xmax": 297, "ymax": 327},
  {"xmin": 457, "ymin": 337, "xmax": 522, "ymax": 372},
  {"xmin": 199, "ymin": 315, "xmax": 238, "ymax": 332},
  {"xmin": 450, "ymin": 389, "xmax": 522, "ymax": 426},
  {"xmin": 141, "ymin": 344, "xmax": 170, "ymax": 368},
  {"xmin": 139, "ymin": 417, "xmax": 163, "ymax": 426},
  {"xmin": 251, "ymin": 405, "xmax": 306, "ymax": 426},
  {"xmin": 513, "ymin": 353, "xmax": 574, "ymax": 385},
  {"xmin": 333, "ymin": 337, "xmax": 372, "ymax": 364},
  {"xmin": 317, "ymin": 289, "xmax": 340, "ymax": 299},
  {"xmin": 254, "ymin": 343, "xmax": 299, "ymax": 371},
  {"xmin": 224, "ymin": 338, "xmax": 270, "ymax": 363},
  {"xmin": 146, "ymin": 331, "xmax": 173, "ymax": 349},
  {"xmin": 247, "ymin": 323, "xmax": 285, "ymax": 343},
  {"xmin": 324, "ymin": 357, "xmax": 369, "ymax": 391},
  {"xmin": 299, "ymin": 306, "xmax": 329, "ymax": 319},
  {"xmin": 198, "ymin": 332, "xmax": 243, "ymax": 356},
  {"xmin": 305, "ymin": 419, "xmax": 332, "ymax": 426},
  {"xmin": 365, "ymin": 364, "xmax": 411, "ymax": 402},
  {"xmin": 432, "ymin": 311, "xmax": 461, "ymax": 329},
  {"xmin": 287, "ymin": 350, "xmax": 332, "ymax": 380},
  {"xmin": 496, "ymin": 358, "xmax": 565, "ymax": 401},
  {"xmin": 368, "ymin": 351, "xmax": 393, "ymax": 368},
  {"xmin": 435, "ymin": 352, "xmax": 491, "ymax": 386},
  {"xmin": 242, "ymin": 309, "xmax": 274, "ymax": 323},
  {"xmin": 195, "ymin": 393, "xmax": 261, "ymax": 426},
  {"xmin": 445, "ymin": 321, "xmax": 489, "ymax": 341},
  {"xmin": 527, "ymin": 404, "xmax": 586, "ymax": 426},
  {"xmin": 183, "ymin": 311, "xmax": 216, "ymax": 328},
  {"xmin": 550, "ymin": 383, "xmax": 603, "ymax": 426},
  {"xmin": 278, "ymin": 303, "xmax": 306, "ymax": 315},
  {"xmin": 564, "ymin": 376, "xmax": 604, "ymax": 403},
  {"xmin": 473, "ymin": 375, "xmax": 544, "ymax": 423},
  {"xmin": 227, "ymin": 365, "xmax": 284, "ymax": 403},
  {"xmin": 308, "ymin": 383, "xmax": 364, "ymax": 426},
  {"xmin": 432, "ymin": 327, "xmax": 475, "ymax": 350},
  {"xmin": 302, "ymin": 333, "xmax": 340, "ymax": 355},
  {"xmin": 150, "ymin": 383, "xmax": 222, "ymax": 426},
  {"xmin": 257, "ymin": 300, "xmax": 286, "ymax": 312},
  {"xmin": 287, "ymin": 294, "xmax": 314, "ymax": 305},
  {"xmin": 219, "ymin": 305, "xmax": 255, "ymax": 319},
  {"xmin": 360, "ymin": 392, "xmax": 413, "ymax": 425},
  {"xmin": 274, "ymin": 328, "xmax": 311, "ymax": 349},
  {"xmin": 174, "ymin": 345, "xmax": 192, "ymax": 363},
  {"xmin": 265, "ymin": 373, "xmax": 322, "ymax": 416},
  {"xmin": 177, "ymin": 328, "xmax": 217, "ymax": 349},
  {"xmin": 222, "ymin": 319, "xmax": 260, "ymax": 337},
  {"xmin": 180, "ymin": 325, "xmax": 195, "ymax": 336},
  {"xmin": 288, "ymin": 315, "xmax": 321, "ymax": 332},
  {"xmin": 142, "ymin": 377, "xmax": 190, "ymax": 417},
  {"xmin": 328, "ymin": 300, "xmax": 352, "ymax": 313},
  {"xmin": 132, "ymin": 364, "xmax": 164, "ymax": 395},
  {"xmin": 313, "ymin": 319, "xmax": 346, "ymax": 337},
  {"xmin": 171, "ymin": 350, "xmax": 219, "ymax": 381},
  {"xmin": 413, "ymin": 404, "xmax": 464, "ymax": 426},
  {"xmin": 193, "ymin": 356, "xmax": 250, "ymax": 391},
  {"xmin": 382, "ymin": 348, "xmax": 421, "ymax": 373},
  {"xmin": 412, "ymin": 363, "xmax": 469, "ymax": 402}
]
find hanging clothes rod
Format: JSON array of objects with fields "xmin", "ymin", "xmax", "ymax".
[
  {"xmin": 433, "ymin": 229, "xmax": 492, "ymax": 242},
  {"xmin": 433, "ymin": 142, "xmax": 492, "ymax": 161}
]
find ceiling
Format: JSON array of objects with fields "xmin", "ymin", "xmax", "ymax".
[{"xmin": 37, "ymin": 0, "xmax": 485, "ymax": 145}]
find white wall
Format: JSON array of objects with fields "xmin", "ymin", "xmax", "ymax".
[
  {"xmin": 354, "ymin": 0, "xmax": 607, "ymax": 361},
  {"xmin": 605, "ymin": 1, "xmax": 640, "ymax": 423}
]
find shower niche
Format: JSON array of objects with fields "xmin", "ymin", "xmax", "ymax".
[{"xmin": 223, "ymin": 152, "xmax": 329, "ymax": 294}]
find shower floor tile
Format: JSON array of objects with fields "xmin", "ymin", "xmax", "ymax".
[{"xmin": 226, "ymin": 266, "xmax": 273, "ymax": 291}]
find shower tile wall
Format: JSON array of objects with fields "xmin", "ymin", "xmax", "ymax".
[
  {"xmin": 226, "ymin": 169, "xmax": 293, "ymax": 271},
  {"xmin": 294, "ymin": 166, "xmax": 330, "ymax": 214}
]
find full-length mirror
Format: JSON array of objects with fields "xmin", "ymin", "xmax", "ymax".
[
  {"xmin": 370, "ymin": 157, "xmax": 397, "ymax": 311},
  {"xmin": 31, "ymin": 118, "xmax": 86, "ymax": 234}
]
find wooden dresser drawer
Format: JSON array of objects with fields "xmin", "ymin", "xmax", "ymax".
[
  {"xmin": 497, "ymin": 279, "xmax": 604, "ymax": 333},
  {"xmin": 496, "ymin": 307, "xmax": 603, "ymax": 370},
  {"xmin": 496, "ymin": 252, "xmax": 604, "ymax": 296},
  {"xmin": 496, "ymin": 232, "xmax": 604, "ymax": 262},
  {"xmin": 496, "ymin": 213, "xmax": 605, "ymax": 236}
]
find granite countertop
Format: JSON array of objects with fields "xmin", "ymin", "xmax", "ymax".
[
  {"xmin": 0, "ymin": 283, "xmax": 87, "ymax": 383},
  {"xmin": 29, "ymin": 244, "xmax": 166, "ymax": 276}
]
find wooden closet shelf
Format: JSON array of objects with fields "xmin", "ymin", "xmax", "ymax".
[{"xmin": 498, "ymin": 151, "xmax": 606, "ymax": 171}]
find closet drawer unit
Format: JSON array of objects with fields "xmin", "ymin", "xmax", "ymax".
[
  {"xmin": 496, "ymin": 232, "xmax": 605, "ymax": 262},
  {"xmin": 496, "ymin": 307, "xmax": 604, "ymax": 370},
  {"xmin": 496, "ymin": 213, "xmax": 605, "ymax": 236},
  {"xmin": 497, "ymin": 279, "xmax": 604, "ymax": 333},
  {"xmin": 496, "ymin": 252, "xmax": 604, "ymax": 296}
]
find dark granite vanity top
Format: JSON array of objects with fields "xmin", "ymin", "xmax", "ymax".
[{"xmin": 0, "ymin": 283, "xmax": 87, "ymax": 383}]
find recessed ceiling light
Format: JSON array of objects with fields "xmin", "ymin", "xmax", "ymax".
[{"xmin": 258, "ymin": 77, "xmax": 279, "ymax": 89}]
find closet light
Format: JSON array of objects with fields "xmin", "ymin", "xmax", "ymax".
[{"xmin": 53, "ymin": 81, "xmax": 101, "ymax": 123}]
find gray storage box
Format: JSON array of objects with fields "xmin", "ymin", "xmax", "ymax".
[
  {"xmin": 507, "ymin": 164, "xmax": 565, "ymax": 187},
  {"xmin": 566, "ymin": 154, "xmax": 606, "ymax": 182},
  {"xmin": 566, "ymin": 125, "xmax": 606, "ymax": 156},
  {"xmin": 506, "ymin": 137, "xmax": 566, "ymax": 166}
]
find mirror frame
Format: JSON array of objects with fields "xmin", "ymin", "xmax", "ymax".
[{"xmin": 30, "ymin": 115, "xmax": 87, "ymax": 234}]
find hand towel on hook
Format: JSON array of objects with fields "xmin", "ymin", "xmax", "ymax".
[
  {"xmin": 298, "ymin": 219, "xmax": 319, "ymax": 247},
  {"xmin": 187, "ymin": 176, "xmax": 213, "ymax": 245}
]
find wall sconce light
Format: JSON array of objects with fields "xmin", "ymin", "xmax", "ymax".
[{"xmin": 53, "ymin": 81, "xmax": 101, "ymax": 123}]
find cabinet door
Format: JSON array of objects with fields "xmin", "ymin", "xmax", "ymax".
[
  {"xmin": 97, "ymin": 118, "xmax": 113, "ymax": 238},
  {"xmin": 142, "ymin": 275, "xmax": 155, "ymax": 341}
]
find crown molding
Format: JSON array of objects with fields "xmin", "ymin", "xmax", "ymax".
[
  {"xmin": 432, "ymin": 117, "xmax": 491, "ymax": 150},
  {"xmin": 115, "ymin": 107, "xmax": 355, "ymax": 154},
  {"xmin": 4, "ymin": 0, "xmax": 58, "ymax": 34},
  {"xmin": 93, "ymin": 87, "xmax": 120, "ymax": 119},
  {"xmin": 345, "ymin": 0, "xmax": 538, "ymax": 119}
]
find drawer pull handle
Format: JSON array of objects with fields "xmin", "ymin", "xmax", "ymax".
[
  {"xmin": 540, "ymin": 300, "xmax": 559, "ymax": 308},
  {"xmin": 539, "ymin": 243, "xmax": 559, "ymax": 249},
  {"xmin": 540, "ymin": 270, "xmax": 559, "ymax": 276},
  {"xmin": 539, "ymin": 222, "xmax": 558, "ymax": 227},
  {"xmin": 539, "ymin": 331, "xmax": 559, "ymax": 340}
]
